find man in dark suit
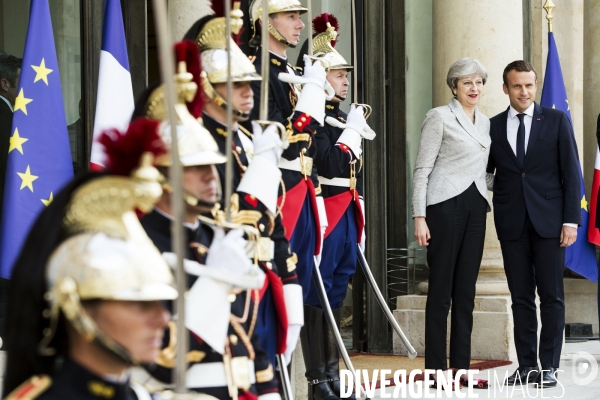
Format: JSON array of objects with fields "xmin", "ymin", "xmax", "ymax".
[
  {"xmin": 486, "ymin": 60, "xmax": 580, "ymax": 388},
  {"xmin": 0, "ymin": 51, "xmax": 22, "ymax": 347}
]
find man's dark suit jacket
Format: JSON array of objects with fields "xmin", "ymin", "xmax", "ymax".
[
  {"xmin": 486, "ymin": 102, "xmax": 580, "ymax": 241},
  {"xmin": 0, "ymin": 98, "xmax": 13, "ymax": 223}
]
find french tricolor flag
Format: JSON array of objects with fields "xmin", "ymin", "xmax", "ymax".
[
  {"xmin": 90, "ymin": 0, "xmax": 134, "ymax": 170},
  {"xmin": 588, "ymin": 145, "xmax": 600, "ymax": 245}
]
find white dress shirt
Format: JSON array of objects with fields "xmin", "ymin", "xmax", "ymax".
[
  {"xmin": 504, "ymin": 103, "xmax": 576, "ymax": 229},
  {"xmin": 0, "ymin": 94, "xmax": 13, "ymax": 112},
  {"xmin": 506, "ymin": 103, "xmax": 534, "ymax": 156}
]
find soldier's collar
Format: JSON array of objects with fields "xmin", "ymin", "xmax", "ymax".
[
  {"xmin": 325, "ymin": 100, "xmax": 340, "ymax": 114},
  {"xmin": 268, "ymin": 50, "xmax": 288, "ymax": 71},
  {"xmin": 61, "ymin": 358, "xmax": 131, "ymax": 399},
  {"xmin": 202, "ymin": 111, "xmax": 239, "ymax": 137}
]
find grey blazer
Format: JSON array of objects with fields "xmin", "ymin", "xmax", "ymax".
[{"xmin": 411, "ymin": 98, "xmax": 492, "ymax": 217}]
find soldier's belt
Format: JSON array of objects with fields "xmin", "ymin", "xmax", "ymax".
[
  {"xmin": 318, "ymin": 176, "xmax": 356, "ymax": 190},
  {"xmin": 278, "ymin": 156, "xmax": 313, "ymax": 176},
  {"xmin": 186, "ymin": 359, "xmax": 256, "ymax": 389}
]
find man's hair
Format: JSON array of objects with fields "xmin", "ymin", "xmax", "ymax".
[
  {"xmin": 0, "ymin": 51, "xmax": 23, "ymax": 87},
  {"xmin": 503, "ymin": 60, "xmax": 537, "ymax": 86}
]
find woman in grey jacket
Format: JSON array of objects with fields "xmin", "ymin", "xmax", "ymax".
[{"xmin": 412, "ymin": 58, "xmax": 492, "ymax": 386}]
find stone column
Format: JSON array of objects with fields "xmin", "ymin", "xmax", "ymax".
[
  {"xmin": 431, "ymin": 0, "xmax": 521, "ymax": 300},
  {"xmin": 431, "ymin": 0, "xmax": 522, "ymax": 301},
  {"xmin": 168, "ymin": 0, "xmax": 211, "ymax": 42},
  {"xmin": 584, "ymin": 0, "xmax": 600, "ymax": 201},
  {"xmin": 394, "ymin": 0, "xmax": 523, "ymax": 362}
]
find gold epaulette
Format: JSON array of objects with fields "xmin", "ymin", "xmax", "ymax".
[{"xmin": 5, "ymin": 375, "xmax": 52, "ymax": 400}]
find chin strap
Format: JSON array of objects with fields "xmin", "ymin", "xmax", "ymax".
[
  {"xmin": 268, "ymin": 22, "xmax": 297, "ymax": 48},
  {"xmin": 334, "ymin": 93, "xmax": 346, "ymax": 102},
  {"xmin": 201, "ymin": 74, "xmax": 250, "ymax": 119}
]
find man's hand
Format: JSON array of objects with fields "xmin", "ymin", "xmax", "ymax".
[
  {"xmin": 560, "ymin": 225, "xmax": 577, "ymax": 247},
  {"xmin": 414, "ymin": 216, "xmax": 430, "ymax": 246}
]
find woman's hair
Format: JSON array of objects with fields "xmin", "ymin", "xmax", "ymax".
[{"xmin": 446, "ymin": 58, "xmax": 488, "ymax": 96}]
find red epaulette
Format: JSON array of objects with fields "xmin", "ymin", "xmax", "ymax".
[{"xmin": 5, "ymin": 375, "xmax": 52, "ymax": 400}]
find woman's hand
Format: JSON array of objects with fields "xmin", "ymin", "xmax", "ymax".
[{"xmin": 414, "ymin": 217, "xmax": 431, "ymax": 246}]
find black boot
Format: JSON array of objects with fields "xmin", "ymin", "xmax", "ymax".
[
  {"xmin": 301, "ymin": 305, "xmax": 339, "ymax": 400},
  {"xmin": 325, "ymin": 308, "xmax": 355, "ymax": 400}
]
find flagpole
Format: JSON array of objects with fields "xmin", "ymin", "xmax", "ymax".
[{"xmin": 543, "ymin": 0, "xmax": 555, "ymax": 32}]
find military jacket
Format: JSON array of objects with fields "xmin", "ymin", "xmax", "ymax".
[
  {"xmin": 315, "ymin": 101, "xmax": 364, "ymax": 199},
  {"xmin": 140, "ymin": 209, "xmax": 278, "ymax": 398},
  {"xmin": 202, "ymin": 112, "xmax": 300, "ymax": 287},
  {"xmin": 6, "ymin": 359, "xmax": 155, "ymax": 400},
  {"xmin": 245, "ymin": 48, "xmax": 320, "ymax": 197}
]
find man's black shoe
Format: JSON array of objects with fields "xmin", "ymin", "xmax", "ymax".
[
  {"xmin": 505, "ymin": 366, "xmax": 540, "ymax": 385},
  {"xmin": 534, "ymin": 367, "xmax": 558, "ymax": 388}
]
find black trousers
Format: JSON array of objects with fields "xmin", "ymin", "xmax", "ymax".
[
  {"xmin": 500, "ymin": 213, "xmax": 565, "ymax": 368},
  {"xmin": 425, "ymin": 183, "xmax": 487, "ymax": 370}
]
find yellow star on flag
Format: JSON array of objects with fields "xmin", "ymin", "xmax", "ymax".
[
  {"xmin": 14, "ymin": 89, "xmax": 33, "ymax": 115},
  {"xmin": 581, "ymin": 195, "xmax": 588, "ymax": 211},
  {"xmin": 31, "ymin": 58, "xmax": 53, "ymax": 85},
  {"xmin": 17, "ymin": 165, "xmax": 39, "ymax": 192},
  {"xmin": 41, "ymin": 192, "xmax": 54, "ymax": 206},
  {"xmin": 8, "ymin": 127, "xmax": 28, "ymax": 154},
  {"xmin": 566, "ymin": 99, "xmax": 570, "ymax": 111}
]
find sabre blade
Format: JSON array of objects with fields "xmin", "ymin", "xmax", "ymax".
[
  {"xmin": 150, "ymin": 0, "xmax": 189, "ymax": 394},
  {"xmin": 259, "ymin": 0, "xmax": 269, "ymax": 121},
  {"xmin": 224, "ymin": 0, "xmax": 234, "ymax": 222},
  {"xmin": 313, "ymin": 257, "xmax": 370, "ymax": 400},
  {"xmin": 356, "ymin": 246, "xmax": 417, "ymax": 358}
]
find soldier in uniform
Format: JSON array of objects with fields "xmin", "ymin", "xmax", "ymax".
[
  {"xmin": 2, "ymin": 120, "xmax": 176, "ymax": 400},
  {"xmin": 295, "ymin": 14, "xmax": 374, "ymax": 400},
  {"xmin": 133, "ymin": 41, "xmax": 281, "ymax": 400},
  {"xmin": 242, "ymin": 0, "xmax": 330, "ymax": 315},
  {"xmin": 183, "ymin": 0, "xmax": 321, "ymax": 371}
]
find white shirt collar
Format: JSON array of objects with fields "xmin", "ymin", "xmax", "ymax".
[
  {"xmin": 508, "ymin": 102, "xmax": 535, "ymax": 119},
  {"xmin": 154, "ymin": 207, "xmax": 200, "ymax": 230},
  {"xmin": 0, "ymin": 95, "xmax": 13, "ymax": 112}
]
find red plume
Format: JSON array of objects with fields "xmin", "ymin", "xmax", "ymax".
[
  {"xmin": 174, "ymin": 40, "xmax": 205, "ymax": 118},
  {"xmin": 97, "ymin": 118, "xmax": 167, "ymax": 177},
  {"xmin": 211, "ymin": 0, "xmax": 225, "ymax": 17},
  {"xmin": 312, "ymin": 13, "xmax": 340, "ymax": 47}
]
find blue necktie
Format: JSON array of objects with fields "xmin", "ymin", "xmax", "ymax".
[{"xmin": 516, "ymin": 113, "xmax": 526, "ymax": 166}]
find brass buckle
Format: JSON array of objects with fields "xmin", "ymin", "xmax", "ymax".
[
  {"xmin": 299, "ymin": 151, "xmax": 313, "ymax": 178},
  {"xmin": 231, "ymin": 356, "xmax": 252, "ymax": 390},
  {"xmin": 256, "ymin": 237, "xmax": 275, "ymax": 262}
]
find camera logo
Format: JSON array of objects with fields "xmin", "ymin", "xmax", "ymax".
[{"xmin": 571, "ymin": 351, "xmax": 598, "ymax": 386}]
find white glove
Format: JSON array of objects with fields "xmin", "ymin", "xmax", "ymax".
[
  {"xmin": 359, "ymin": 198, "xmax": 366, "ymax": 252},
  {"xmin": 206, "ymin": 228, "xmax": 252, "ymax": 275},
  {"xmin": 251, "ymin": 122, "xmax": 285, "ymax": 166},
  {"xmin": 284, "ymin": 324, "xmax": 301, "ymax": 365},
  {"xmin": 284, "ymin": 55, "xmax": 327, "ymax": 125},
  {"xmin": 283, "ymin": 284, "xmax": 303, "ymax": 364},
  {"xmin": 237, "ymin": 122, "xmax": 284, "ymax": 214},
  {"xmin": 336, "ymin": 105, "xmax": 365, "ymax": 158}
]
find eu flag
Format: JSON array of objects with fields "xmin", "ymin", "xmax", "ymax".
[
  {"xmin": 540, "ymin": 32, "xmax": 598, "ymax": 282},
  {"xmin": 0, "ymin": 0, "xmax": 73, "ymax": 278}
]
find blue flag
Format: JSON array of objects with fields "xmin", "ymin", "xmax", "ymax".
[
  {"xmin": 0, "ymin": 0, "xmax": 73, "ymax": 279},
  {"xmin": 540, "ymin": 32, "xmax": 598, "ymax": 283}
]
